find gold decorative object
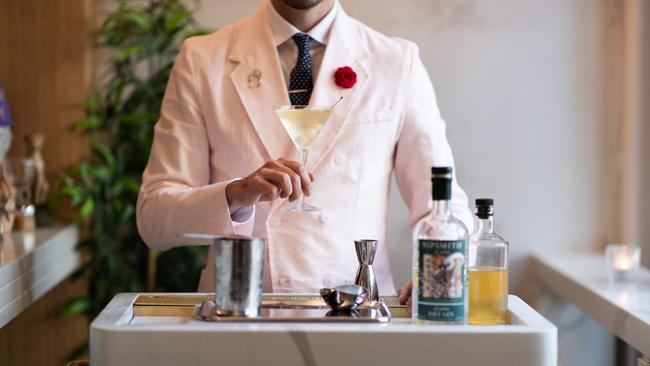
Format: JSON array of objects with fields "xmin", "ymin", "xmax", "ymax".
[
  {"xmin": 0, "ymin": 163, "xmax": 16, "ymax": 235},
  {"xmin": 248, "ymin": 69, "xmax": 262, "ymax": 88},
  {"xmin": 25, "ymin": 133, "xmax": 49, "ymax": 206},
  {"xmin": 13, "ymin": 204, "xmax": 35, "ymax": 231},
  {"xmin": 4, "ymin": 155, "xmax": 35, "ymax": 232}
]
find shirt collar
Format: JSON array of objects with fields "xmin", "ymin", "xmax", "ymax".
[{"xmin": 266, "ymin": 0, "xmax": 339, "ymax": 47}]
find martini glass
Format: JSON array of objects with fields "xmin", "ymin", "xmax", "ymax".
[{"xmin": 274, "ymin": 105, "xmax": 332, "ymax": 212}]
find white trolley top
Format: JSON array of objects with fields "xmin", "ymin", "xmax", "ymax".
[{"xmin": 91, "ymin": 293, "xmax": 556, "ymax": 366}]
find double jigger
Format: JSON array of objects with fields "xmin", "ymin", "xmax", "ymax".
[
  {"xmin": 320, "ymin": 239, "xmax": 380, "ymax": 312},
  {"xmin": 354, "ymin": 239, "xmax": 379, "ymax": 302}
]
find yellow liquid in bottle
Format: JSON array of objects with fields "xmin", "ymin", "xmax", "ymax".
[{"xmin": 468, "ymin": 267, "xmax": 508, "ymax": 324}]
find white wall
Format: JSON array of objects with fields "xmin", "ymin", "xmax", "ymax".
[{"xmin": 191, "ymin": 0, "xmax": 624, "ymax": 290}]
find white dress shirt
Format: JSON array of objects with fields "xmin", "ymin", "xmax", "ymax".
[{"xmin": 265, "ymin": 0, "xmax": 339, "ymax": 88}]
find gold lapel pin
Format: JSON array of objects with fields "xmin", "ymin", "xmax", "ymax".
[{"xmin": 248, "ymin": 69, "xmax": 262, "ymax": 89}]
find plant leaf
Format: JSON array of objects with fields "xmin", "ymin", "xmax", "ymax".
[
  {"xmin": 120, "ymin": 112, "xmax": 157, "ymax": 125},
  {"xmin": 119, "ymin": 176, "xmax": 141, "ymax": 193},
  {"xmin": 90, "ymin": 166, "xmax": 112, "ymax": 181},
  {"xmin": 59, "ymin": 297, "xmax": 91, "ymax": 319},
  {"xmin": 165, "ymin": 10, "xmax": 191, "ymax": 31},
  {"xmin": 89, "ymin": 139, "xmax": 117, "ymax": 170},
  {"xmin": 113, "ymin": 43, "xmax": 145, "ymax": 62},
  {"xmin": 72, "ymin": 116, "xmax": 101, "ymax": 132},
  {"xmin": 126, "ymin": 10, "xmax": 151, "ymax": 31},
  {"xmin": 80, "ymin": 199, "xmax": 94, "ymax": 219}
]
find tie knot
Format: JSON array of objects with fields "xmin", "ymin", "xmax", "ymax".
[{"xmin": 292, "ymin": 33, "xmax": 312, "ymax": 50}]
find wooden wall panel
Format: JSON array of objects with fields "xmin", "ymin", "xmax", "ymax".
[
  {"xmin": 0, "ymin": 0, "xmax": 88, "ymax": 181},
  {"xmin": 0, "ymin": 278, "xmax": 89, "ymax": 366},
  {"xmin": 0, "ymin": 0, "xmax": 91, "ymax": 365}
]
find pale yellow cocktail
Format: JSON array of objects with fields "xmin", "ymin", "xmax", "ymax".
[{"xmin": 274, "ymin": 105, "xmax": 333, "ymax": 212}]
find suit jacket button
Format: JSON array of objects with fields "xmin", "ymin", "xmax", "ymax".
[
  {"xmin": 323, "ymin": 278, "xmax": 335, "ymax": 287},
  {"xmin": 350, "ymin": 170, "xmax": 360, "ymax": 181},
  {"xmin": 319, "ymin": 214, "xmax": 329, "ymax": 223},
  {"xmin": 334, "ymin": 154, "xmax": 344, "ymax": 165},
  {"xmin": 278, "ymin": 276, "xmax": 291, "ymax": 287}
]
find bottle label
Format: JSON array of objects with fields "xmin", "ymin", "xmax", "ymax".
[{"xmin": 417, "ymin": 239, "xmax": 466, "ymax": 321}]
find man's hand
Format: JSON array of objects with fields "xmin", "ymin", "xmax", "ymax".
[
  {"xmin": 225, "ymin": 158, "xmax": 315, "ymax": 211},
  {"xmin": 397, "ymin": 281, "xmax": 412, "ymax": 312}
]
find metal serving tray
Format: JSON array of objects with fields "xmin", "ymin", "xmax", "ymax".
[
  {"xmin": 133, "ymin": 293, "xmax": 408, "ymax": 318},
  {"xmin": 194, "ymin": 299, "xmax": 392, "ymax": 323}
]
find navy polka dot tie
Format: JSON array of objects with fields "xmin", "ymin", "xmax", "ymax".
[{"xmin": 289, "ymin": 33, "xmax": 313, "ymax": 106}]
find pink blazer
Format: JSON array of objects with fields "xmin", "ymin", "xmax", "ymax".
[{"xmin": 136, "ymin": 5, "xmax": 473, "ymax": 294}]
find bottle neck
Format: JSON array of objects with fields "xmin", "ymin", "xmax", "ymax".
[
  {"xmin": 476, "ymin": 216, "xmax": 494, "ymax": 234},
  {"xmin": 431, "ymin": 200, "xmax": 451, "ymax": 217}
]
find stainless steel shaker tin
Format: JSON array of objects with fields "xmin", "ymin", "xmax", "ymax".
[{"xmin": 213, "ymin": 236, "xmax": 265, "ymax": 318}]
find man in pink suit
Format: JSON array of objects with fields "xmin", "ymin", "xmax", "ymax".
[{"xmin": 136, "ymin": 0, "xmax": 473, "ymax": 302}]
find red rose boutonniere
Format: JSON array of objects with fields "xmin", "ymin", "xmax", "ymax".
[{"xmin": 334, "ymin": 66, "xmax": 357, "ymax": 89}]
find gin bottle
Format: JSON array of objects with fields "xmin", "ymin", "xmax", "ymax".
[
  {"xmin": 412, "ymin": 167, "xmax": 469, "ymax": 324},
  {"xmin": 468, "ymin": 199, "xmax": 509, "ymax": 324}
]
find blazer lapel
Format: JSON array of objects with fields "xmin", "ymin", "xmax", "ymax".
[
  {"xmin": 308, "ymin": 8, "xmax": 370, "ymax": 171},
  {"xmin": 229, "ymin": 7, "xmax": 294, "ymax": 162}
]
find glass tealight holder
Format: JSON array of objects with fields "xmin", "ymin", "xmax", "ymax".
[{"xmin": 605, "ymin": 244, "xmax": 641, "ymax": 282}]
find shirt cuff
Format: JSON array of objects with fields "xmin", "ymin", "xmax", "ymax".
[
  {"xmin": 230, "ymin": 205, "xmax": 254, "ymax": 223},
  {"xmin": 225, "ymin": 178, "xmax": 256, "ymax": 235}
]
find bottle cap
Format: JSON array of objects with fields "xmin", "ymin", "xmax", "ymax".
[
  {"xmin": 475, "ymin": 198, "xmax": 494, "ymax": 207},
  {"xmin": 431, "ymin": 167, "xmax": 452, "ymax": 200},
  {"xmin": 431, "ymin": 166, "xmax": 452, "ymax": 179},
  {"xmin": 475, "ymin": 198, "xmax": 494, "ymax": 218}
]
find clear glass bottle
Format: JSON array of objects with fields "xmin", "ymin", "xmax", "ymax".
[
  {"xmin": 412, "ymin": 167, "xmax": 469, "ymax": 324},
  {"xmin": 468, "ymin": 198, "xmax": 509, "ymax": 325}
]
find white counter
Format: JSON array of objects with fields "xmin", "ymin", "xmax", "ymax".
[
  {"xmin": 0, "ymin": 225, "xmax": 80, "ymax": 328},
  {"xmin": 529, "ymin": 250, "xmax": 650, "ymax": 356},
  {"xmin": 91, "ymin": 293, "xmax": 557, "ymax": 366}
]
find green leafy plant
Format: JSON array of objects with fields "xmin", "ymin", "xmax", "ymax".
[{"xmin": 60, "ymin": 0, "xmax": 209, "ymax": 323}]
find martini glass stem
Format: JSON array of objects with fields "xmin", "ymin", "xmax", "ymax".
[{"xmin": 298, "ymin": 147, "xmax": 308, "ymax": 208}]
